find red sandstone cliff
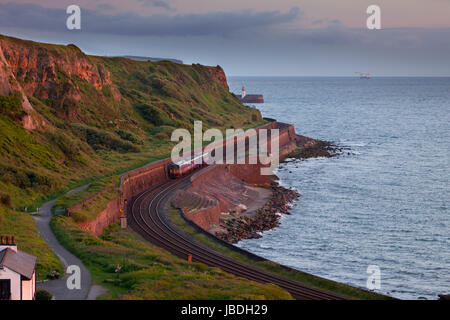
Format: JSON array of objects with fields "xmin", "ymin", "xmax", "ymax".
[
  {"xmin": 0, "ymin": 38, "xmax": 114, "ymax": 99},
  {"xmin": 0, "ymin": 39, "xmax": 44, "ymax": 129},
  {"xmin": 0, "ymin": 35, "xmax": 241, "ymax": 134}
]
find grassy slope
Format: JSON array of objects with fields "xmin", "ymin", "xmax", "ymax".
[
  {"xmin": 0, "ymin": 207, "xmax": 63, "ymax": 279},
  {"xmin": 166, "ymin": 205, "xmax": 391, "ymax": 300},
  {"xmin": 50, "ymin": 217, "xmax": 292, "ymax": 300},
  {"xmin": 0, "ymin": 34, "xmax": 262, "ymax": 284},
  {"xmin": 0, "ymin": 36, "xmax": 262, "ymax": 210},
  {"xmin": 52, "ymin": 175, "xmax": 120, "ymax": 215},
  {"xmin": 1, "ymin": 36, "xmax": 377, "ymax": 300}
]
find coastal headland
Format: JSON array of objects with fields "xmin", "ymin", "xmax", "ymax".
[{"xmin": 0, "ymin": 34, "xmax": 387, "ymax": 299}]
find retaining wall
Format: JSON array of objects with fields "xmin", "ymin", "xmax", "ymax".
[
  {"xmin": 72, "ymin": 120, "xmax": 297, "ymax": 235},
  {"xmin": 76, "ymin": 197, "xmax": 121, "ymax": 236}
]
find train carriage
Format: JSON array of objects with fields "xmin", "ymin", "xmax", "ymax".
[{"xmin": 168, "ymin": 152, "xmax": 208, "ymax": 178}]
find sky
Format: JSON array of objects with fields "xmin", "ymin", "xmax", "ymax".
[{"xmin": 0, "ymin": 0, "xmax": 449, "ymax": 76}]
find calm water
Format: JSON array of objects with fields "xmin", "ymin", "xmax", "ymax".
[{"xmin": 228, "ymin": 77, "xmax": 450, "ymax": 300}]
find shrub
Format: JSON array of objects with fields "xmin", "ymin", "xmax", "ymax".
[
  {"xmin": 155, "ymin": 132, "xmax": 169, "ymax": 140},
  {"xmin": 0, "ymin": 92, "xmax": 26, "ymax": 121},
  {"xmin": 35, "ymin": 289, "xmax": 53, "ymax": 300},
  {"xmin": 46, "ymin": 131, "xmax": 80, "ymax": 159},
  {"xmin": 115, "ymin": 129, "xmax": 143, "ymax": 145},
  {"xmin": 71, "ymin": 124, "xmax": 140, "ymax": 153},
  {"xmin": 0, "ymin": 194, "xmax": 12, "ymax": 207},
  {"xmin": 0, "ymin": 164, "xmax": 60, "ymax": 193},
  {"xmin": 135, "ymin": 104, "xmax": 167, "ymax": 126},
  {"xmin": 46, "ymin": 271, "xmax": 61, "ymax": 279}
]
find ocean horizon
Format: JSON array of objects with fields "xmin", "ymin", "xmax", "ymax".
[{"xmin": 229, "ymin": 76, "xmax": 450, "ymax": 300}]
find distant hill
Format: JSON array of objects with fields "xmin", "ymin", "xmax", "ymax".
[{"xmin": 119, "ymin": 55, "xmax": 183, "ymax": 64}]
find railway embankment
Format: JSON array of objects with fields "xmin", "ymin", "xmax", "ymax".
[
  {"xmin": 68, "ymin": 120, "xmax": 278, "ymax": 235},
  {"xmin": 172, "ymin": 129, "xmax": 338, "ymax": 243},
  {"xmin": 68, "ymin": 119, "xmax": 335, "ymax": 239},
  {"xmin": 171, "ymin": 161, "xmax": 300, "ymax": 242}
]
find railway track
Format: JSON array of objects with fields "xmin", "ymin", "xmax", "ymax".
[{"xmin": 127, "ymin": 174, "xmax": 347, "ymax": 300}]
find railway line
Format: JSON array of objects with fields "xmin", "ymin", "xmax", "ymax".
[{"xmin": 127, "ymin": 173, "xmax": 347, "ymax": 300}]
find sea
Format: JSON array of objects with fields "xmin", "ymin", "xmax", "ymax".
[{"xmin": 228, "ymin": 77, "xmax": 450, "ymax": 300}]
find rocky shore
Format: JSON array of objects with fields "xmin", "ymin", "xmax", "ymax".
[
  {"xmin": 215, "ymin": 181, "xmax": 300, "ymax": 243},
  {"xmin": 214, "ymin": 135, "xmax": 339, "ymax": 244},
  {"xmin": 287, "ymin": 135, "xmax": 341, "ymax": 160}
]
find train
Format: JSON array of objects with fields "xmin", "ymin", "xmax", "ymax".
[{"xmin": 168, "ymin": 152, "xmax": 209, "ymax": 178}]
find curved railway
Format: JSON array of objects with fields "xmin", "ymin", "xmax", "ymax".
[{"xmin": 127, "ymin": 173, "xmax": 347, "ymax": 300}]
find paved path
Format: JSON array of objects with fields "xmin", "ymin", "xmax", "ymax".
[
  {"xmin": 34, "ymin": 185, "xmax": 99, "ymax": 300},
  {"xmin": 87, "ymin": 285, "xmax": 108, "ymax": 300}
]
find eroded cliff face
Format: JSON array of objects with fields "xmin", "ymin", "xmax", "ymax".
[
  {"xmin": 197, "ymin": 64, "xmax": 229, "ymax": 91},
  {"xmin": 0, "ymin": 36, "xmax": 123, "ymax": 131},
  {"xmin": 0, "ymin": 34, "xmax": 247, "ymax": 134},
  {"xmin": 0, "ymin": 40, "xmax": 44, "ymax": 130},
  {"xmin": 0, "ymin": 39, "xmax": 113, "ymax": 100},
  {"xmin": 0, "ymin": 48, "xmax": 11, "ymax": 96}
]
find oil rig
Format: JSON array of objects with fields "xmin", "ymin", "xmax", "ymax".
[{"xmin": 356, "ymin": 72, "xmax": 371, "ymax": 79}]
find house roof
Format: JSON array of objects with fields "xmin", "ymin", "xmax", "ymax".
[{"xmin": 0, "ymin": 248, "xmax": 37, "ymax": 280}]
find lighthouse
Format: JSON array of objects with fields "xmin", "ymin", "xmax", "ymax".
[{"xmin": 237, "ymin": 86, "xmax": 264, "ymax": 103}]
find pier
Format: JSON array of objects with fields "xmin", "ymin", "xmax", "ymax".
[{"xmin": 237, "ymin": 86, "xmax": 264, "ymax": 103}]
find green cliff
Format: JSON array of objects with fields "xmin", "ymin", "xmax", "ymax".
[{"xmin": 0, "ymin": 34, "xmax": 263, "ymax": 286}]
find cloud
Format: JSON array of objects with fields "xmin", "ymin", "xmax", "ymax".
[
  {"xmin": 96, "ymin": 3, "xmax": 116, "ymax": 12},
  {"xmin": 2, "ymin": 1, "xmax": 449, "ymax": 76},
  {"xmin": 0, "ymin": 2, "xmax": 301, "ymax": 37},
  {"xmin": 1, "ymin": 2, "xmax": 447, "ymax": 50},
  {"xmin": 311, "ymin": 18, "xmax": 341, "ymax": 27},
  {"xmin": 137, "ymin": 0, "xmax": 173, "ymax": 11}
]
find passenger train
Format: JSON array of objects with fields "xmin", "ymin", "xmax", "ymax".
[{"xmin": 168, "ymin": 152, "xmax": 209, "ymax": 178}]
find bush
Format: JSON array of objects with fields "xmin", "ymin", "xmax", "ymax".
[
  {"xmin": 0, "ymin": 163, "xmax": 60, "ymax": 193},
  {"xmin": 115, "ymin": 129, "xmax": 143, "ymax": 145},
  {"xmin": 71, "ymin": 124, "xmax": 140, "ymax": 153},
  {"xmin": 135, "ymin": 103, "xmax": 167, "ymax": 126},
  {"xmin": 0, "ymin": 92, "xmax": 26, "ymax": 121},
  {"xmin": 35, "ymin": 289, "xmax": 53, "ymax": 300},
  {"xmin": 46, "ymin": 271, "xmax": 61, "ymax": 279},
  {"xmin": 46, "ymin": 131, "xmax": 80, "ymax": 159},
  {"xmin": 0, "ymin": 194, "xmax": 12, "ymax": 207}
]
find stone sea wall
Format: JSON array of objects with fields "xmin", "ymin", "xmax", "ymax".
[{"xmin": 173, "ymin": 122, "xmax": 298, "ymax": 231}]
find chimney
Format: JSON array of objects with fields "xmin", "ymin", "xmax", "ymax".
[{"xmin": 0, "ymin": 234, "xmax": 17, "ymax": 252}]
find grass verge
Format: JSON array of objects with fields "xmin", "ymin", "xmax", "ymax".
[
  {"xmin": 50, "ymin": 215, "xmax": 293, "ymax": 300},
  {"xmin": 165, "ymin": 204, "xmax": 391, "ymax": 300},
  {"xmin": 0, "ymin": 206, "xmax": 63, "ymax": 280}
]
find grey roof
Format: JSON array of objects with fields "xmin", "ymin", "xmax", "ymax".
[
  {"xmin": 0, "ymin": 248, "xmax": 37, "ymax": 279},
  {"xmin": 0, "ymin": 249, "xmax": 6, "ymax": 264}
]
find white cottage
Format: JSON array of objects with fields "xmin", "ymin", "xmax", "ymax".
[{"xmin": 0, "ymin": 235, "xmax": 37, "ymax": 300}]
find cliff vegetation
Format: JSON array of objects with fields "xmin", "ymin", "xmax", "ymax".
[{"xmin": 0, "ymin": 34, "xmax": 262, "ymax": 281}]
